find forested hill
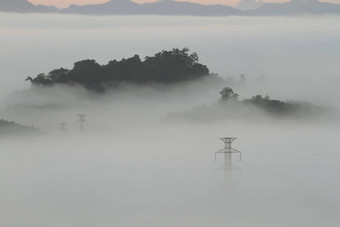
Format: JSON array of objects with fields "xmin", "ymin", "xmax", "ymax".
[
  {"xmin": 0, "ymin": 119, "xmax": 41, "ymax": 136},
  {"xmin": 26, "ymin": 48, "xmax": 213, "ymax": 92}
]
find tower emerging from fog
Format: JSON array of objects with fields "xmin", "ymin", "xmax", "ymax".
[
  {"xmin": 59, "ymin": 122, "xmax": 67, "ymax": 131},
  {"xmin": 215, "ymin": 137, "xmax": 242, "ymax": 167},
  {"xmin": 76, "ymin": 114, "xmax": 87, "ymax": 131}
]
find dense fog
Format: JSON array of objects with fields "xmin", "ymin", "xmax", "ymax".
[{"xmin": 1, "ymin": 13, "xmax": 340, "ymax": 226}]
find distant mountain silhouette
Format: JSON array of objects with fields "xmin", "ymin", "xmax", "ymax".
[
  {"xmin": 0, "ymin": 0, "xmax": 57, "ymax": 13},
  {"xmin": 248, "ymin": 0, "xmax": 340, "ymax": 16},
  {"xmin": 1, "ymin": 0, "xmax": 340, "ymax": 16},
  {"xmin": 140, "ymin": 0, "xmax": 241, "ymax": 16},
  {"xmin": 236, "ymin": 0, "xmax": 263, "ymax": 11},
  {"xmin": 63, "ymin": 0, "xmax": 242, "ymax": 16}
]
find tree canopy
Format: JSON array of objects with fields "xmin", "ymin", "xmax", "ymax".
[
  {"xmin": 218, "ymin": 87, "xmax": 323, "ymax": 116},
  {"xmin": 26, "ymin": 48, "xmax": 211, "ymax": 92},
  {"xmin": 219, "ymin": 87, "xmax": 239, "ymax": 102},
  {"xmin": 242, "ymin": 95, "xmax": 300, "ymax": 115},
  {"xmin": 0, "ymin": 119, "xmax": 40, "ymax": 135}
]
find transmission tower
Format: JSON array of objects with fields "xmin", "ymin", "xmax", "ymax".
[
  {"xmin": 58, "ymin": 122, "xmax": 67, "ymax": 131},
  {"xmin": 76, "ymin": 114, "xmax": 87, "ymax": 131},
  {"xmin": 215, "ymin": 137, "xmax": 242, "ymax": 166}
]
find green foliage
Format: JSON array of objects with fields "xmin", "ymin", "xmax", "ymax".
[
  {"xmin": 219, "ymin": 87, "xmax": 323, "ymax": 116},
  {"xmin": 0, "ymin": 119, "xmax": 40, "ymax": 135},
  {"xmin": 26, "ymin": 48, "xmax": 211, "ymax": 91},
  {"xmin": 219, "ymin": 87, "xmax": 239, "ymax": 102},
  {"xmin": 242, "ymin": 95, "xmax": 299, "ymax": 115}
]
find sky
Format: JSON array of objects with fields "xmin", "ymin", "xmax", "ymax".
[{"xmin": 28, "ymin": 0, "xmax": 340, "ymax": 9}]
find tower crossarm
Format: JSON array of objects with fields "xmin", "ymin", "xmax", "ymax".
[
  {"xmin": 215, "ymin": 137, "xmax": 242, "ymax": 161},
  {"xmin": 220, "ymin": 137, "xmax": 236, "ymax": 143}
]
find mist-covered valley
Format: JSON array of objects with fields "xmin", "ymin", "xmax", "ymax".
[{"xmin": 1, "ymin": 13, "xmax": 340, "ymax": 226}]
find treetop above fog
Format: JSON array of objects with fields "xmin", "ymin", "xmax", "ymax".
[{"xmin": 26, "ymin": 48, "xmax": 211, "ymax": 92}]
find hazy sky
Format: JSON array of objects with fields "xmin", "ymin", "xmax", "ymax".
[{"xmin": 28, "ymin": 0, "xmax": 340, "ymax": 8}]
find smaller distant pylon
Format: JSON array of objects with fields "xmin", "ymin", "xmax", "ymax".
[{"xmin": 59, "ymin": 122, "xmax": 67, "ymax": 131}]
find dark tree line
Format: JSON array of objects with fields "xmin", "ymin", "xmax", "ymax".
[
  {"xmin": 26, "ymin": 48, "xmax": 211, "ymax": 92},
  {"xmin": 242, "ymin": 95, "xmax": 302, "ymax": 115},
  {"xmin": 0, "ymin": 119, "xmax": 40, "ymax": 135},
  {"xmin": 219, "ymin": 87, "xmax": 322, "ymax": 116}
]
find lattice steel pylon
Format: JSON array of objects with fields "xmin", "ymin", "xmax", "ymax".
[
  {"xmin": 76, "ymin": 114, "xmax": 87, "ymax": 131},
  {"xmin": 215, "ymin": 137, "xmax": 242, "ymax": 165},
  {"xmin": 59, "ymin": 122, "xmax": 67, "ymax": 131}
]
